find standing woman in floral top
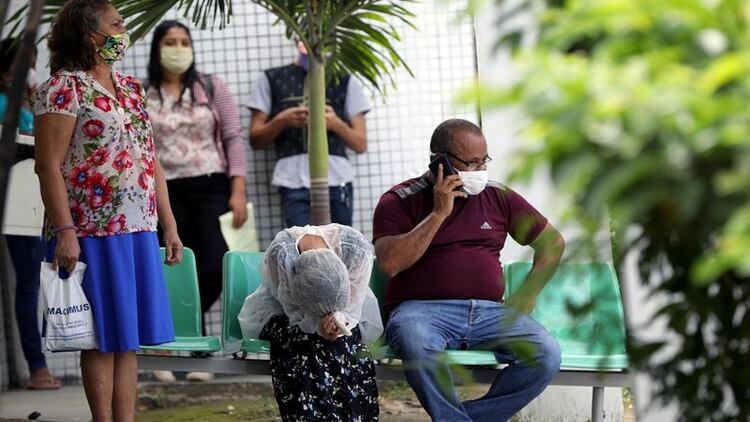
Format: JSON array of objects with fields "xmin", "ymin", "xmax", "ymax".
[
  {"xmin": 32, "ymin": 1, "xmax": 182, "ymax": 420},
  {"xmin": 145, "ymin": 19, "xmax": 247, "ymax": 381}
]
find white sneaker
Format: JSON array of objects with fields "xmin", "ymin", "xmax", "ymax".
[
  {"xmin": 186, "ymin": 372, "xmax": 214, "ymax": 382},
  {"xmin": 152, "ymin": 370, "xmax": 175, "ymax": 382}
]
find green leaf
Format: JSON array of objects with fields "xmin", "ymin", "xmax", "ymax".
[
  {"xmin": 5, "ymin": 0, "xmax": 233, "ymax": 42},
  {"xmin": 697, "ymin": 53, "xmax": 748, "ymax": 95}
]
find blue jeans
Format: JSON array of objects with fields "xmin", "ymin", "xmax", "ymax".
[
  {"xmin": 6, "ymin": 235, "xmax": 46, "ymax": 371},
  {"xmin": 279, "ymin": 183, "xmax": 353, "ymax": 227},
  {"xmin": 386, "ymin": 300, "xmax": 561, "ymax": 422}
]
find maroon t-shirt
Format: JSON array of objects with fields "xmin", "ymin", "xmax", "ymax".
[{"xmin": 372, "ymin": 174, "xmax": 549, "ymax": 315}]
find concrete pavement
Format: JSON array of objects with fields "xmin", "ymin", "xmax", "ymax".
[{"xmin": 0, "ymin": 385, "xmax": 90, "ymax": 421}]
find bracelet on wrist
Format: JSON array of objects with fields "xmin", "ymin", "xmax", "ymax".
[{"xmin": 52, "ymin": 224, "xmax": 76, "ymax": 235}]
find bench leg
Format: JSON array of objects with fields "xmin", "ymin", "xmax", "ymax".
[{"xmin": 592, "ymin": 386, "xmax": 604, "ymax": 422}]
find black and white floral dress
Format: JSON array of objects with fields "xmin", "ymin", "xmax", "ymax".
[{"xmin": 260, "ymin": 315, "xmax": 379, "ymax": 421}]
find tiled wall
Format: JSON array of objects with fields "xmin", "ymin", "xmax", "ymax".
[{"xmin": 5, "ymin": 0, "xmax": 478, "ymax": 382}]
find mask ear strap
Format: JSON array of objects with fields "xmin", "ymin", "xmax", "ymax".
[
  {"xmin": 89, "ymin": 25, "xmax": 105, "ymax": 37},
  {"xmin": 89, "ymin": 27, "xmax": 107, "ymax": 48}
]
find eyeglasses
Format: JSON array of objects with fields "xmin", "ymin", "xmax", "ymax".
[{"xmin": 439, "ymin": 151, "xmax": 492, "ymax": 171}]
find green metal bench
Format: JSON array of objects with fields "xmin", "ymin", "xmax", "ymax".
[
  {"xmin": 505, "ymin": 262, "xmax": 629, "ymax": 370},
  {"xmin": 368, "ymin": 261, "xmax": 629, "ymax": 370},
  {"xmin": 142, "ymin": 251, "xmax": 631, "ymax": 422},
  {"xmin": 220, "ymin": 251, "xmax": 269, "ymax": 355},
  {"xmin": 218, "ymin": 252, "xmax": 631, "ymax": 422},
  {"xmin": 140, "ymin": 247, "xmax": 221, "ymax": 353},
  {"xmin": 219, "ymin": 253, "xmax": 630, "ymax": 368}
]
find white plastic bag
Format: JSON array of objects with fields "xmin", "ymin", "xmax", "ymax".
[{"xmin": 40, "ymin": 262, "xmax": 98, "ymax": 351}]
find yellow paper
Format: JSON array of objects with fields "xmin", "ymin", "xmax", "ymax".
[{"xmin": 219, "ymin": 203, "xmax": 260, "ymax": 252}]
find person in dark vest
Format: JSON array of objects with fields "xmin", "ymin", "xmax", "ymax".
[{"xmin": 248, "ymin": 39, "xmax": 372, "ymax": 227}]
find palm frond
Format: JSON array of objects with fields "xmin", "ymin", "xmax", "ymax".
[
  {"xmin": 250, "ymin": 1, "xmax": 310, "ymax": 47},
  {"xmin": 251, "ymin": 0, "xmax": 416, "ymax": 95},
  {"xmin": 327, "ymin": 1, "xmax": 415, "ymax": 94},
  {"xmin": 3, "ymin": 0, "xmax": 233, "ymax": 43}
]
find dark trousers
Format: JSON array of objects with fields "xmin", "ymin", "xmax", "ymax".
[
  {"xmin": 159, "ymin": 174, "xmax": 230, "ymax": 335},
  {"xmin": 279, "ymin": 182, "xmax": 353, "ymax": 228},
  {"xmin": 6, "ymin": 234, "xmax": 46, "ymax": 371}
]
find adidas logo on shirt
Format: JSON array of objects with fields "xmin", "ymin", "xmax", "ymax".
[{"xmin": 480, "ymin": 221, "xmax": 493, "ymax": 230}]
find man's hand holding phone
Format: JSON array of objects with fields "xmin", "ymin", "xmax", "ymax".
[{"xmin": 432, "ymin": 163, "xmax": 467, "ymax": 219}]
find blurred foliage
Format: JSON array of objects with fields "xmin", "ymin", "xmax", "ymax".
[{"xmin": 480, "ymin": 0, "xmax": 750, "ymax": 420}]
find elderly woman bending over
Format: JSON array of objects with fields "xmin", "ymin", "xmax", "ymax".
[{"xmin": 239, "ymin": 224, "xmax": 382, "ymax": 421}]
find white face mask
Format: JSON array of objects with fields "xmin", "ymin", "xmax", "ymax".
[
  {"xmin": 160, "ymin": 46, "xmax": 194, "ymax": 75},
  {"xmin": 458, "ymin": 170, "xmax": 488, "ymax": 195}
]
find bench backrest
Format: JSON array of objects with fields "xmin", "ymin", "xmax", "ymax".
[
  {"xmin": 369, "ymin": 260, "xmax": 629, "ymax": 368},
  {"xmin": 369, "ymin": 260, "xmax": 389, "ymax": 323},
  {"xmin": 221, "ymin": 251, "xmax": 265, "ymax": 352},
  {"xmin": 504, "ymin": 262, "xmax": 627, "ymax": 356},
  {"xmin": 221, "ymin": 253, "xmax": 628, "ymax": 368},
  {"xmin": 159, "ymin": 247, "xmax": 202, "ymax": 337}
]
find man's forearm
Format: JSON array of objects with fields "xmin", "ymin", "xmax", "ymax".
[
  {"xmin": 375, "ymin": 212, "xmax": 446, "ymax": 278},
  {"xmin": 250, "ymin": 117, "xmax": 286, "ymax": 149},
  {"xmin": 524, "ymin": 252, "xmax": 563, "ymax": 294},
  {"xmin": 515, "ymin": 229, "xmax": 565, "ymax": 296},
  {"xmin": 329, "ymin": 123, "xmax": 366, "ymax": 153}
]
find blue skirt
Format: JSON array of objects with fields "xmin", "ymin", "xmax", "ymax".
[{"xmin": 45, "ymin": 231, "xmax": 175, "ymax": 352}]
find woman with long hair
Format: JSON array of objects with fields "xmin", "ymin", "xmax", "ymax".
[
  {"xmin": 32, "ymin": 1, "xmax": 182, "ymax": 419},
  {"xmin": 145, "ymin": 20, "xmax": 247, "ymax": 382}
]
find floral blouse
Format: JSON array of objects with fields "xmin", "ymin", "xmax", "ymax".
[
  {"xmin": 147, "ymin": 87, "xmax": 224, "ymax": 180},
  {"xmin": 32, "ymin": 69, "xmax": 158, "ymax": 238}
]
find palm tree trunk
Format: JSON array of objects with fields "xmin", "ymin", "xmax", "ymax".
[
  {"xmin": 0, "ymin": 2, "xmax": 10, "ymax": 39},
  {"xmin": 307, "ymin": 56, "xmax": 331, "ymax": 225}
]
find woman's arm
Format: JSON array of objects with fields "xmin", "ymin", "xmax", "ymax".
[
  {"xmin": 228, "ymin": 176, "xmax": 247, "ymax": 228},
  {"xmin": 153, "ymin": 158, "xmax": 183, "ymax": 265},
  {"xmin": 34, "ymin": 114, "xmax": 79, "ymax": 273},
  {"xmin": 210, "ymin": 76, "xmax": 248, "ymax": 228}
]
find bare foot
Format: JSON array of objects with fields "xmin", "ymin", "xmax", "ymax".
[{"xmin": 25, "ymin": 368, "xmax": 61, "ymax": 390}]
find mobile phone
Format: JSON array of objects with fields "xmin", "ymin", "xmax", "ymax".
[
  {"xmin": 429, "ymin": 153, "xmax": 458, "ymax": 178},
  {"xmin": 429, "ymin": 153, "xmax": 465, "ymax": 193}
]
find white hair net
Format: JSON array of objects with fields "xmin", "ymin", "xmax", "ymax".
[
  {"xmin": 238, "ymin": 224, "xmax": 383, "ymax": 344},
  {"xmin": 289, "ymin": 248, "xmax": 350, "ymax": 316}
]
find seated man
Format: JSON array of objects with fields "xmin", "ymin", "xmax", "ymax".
[{"xmin": 373, "ymin": 119, "xmax": 565, "ymax": 422}]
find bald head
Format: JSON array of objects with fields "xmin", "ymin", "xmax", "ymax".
[{"xmin": 430, "ymin": 119, "xmax": 483, "ymax": 154}]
